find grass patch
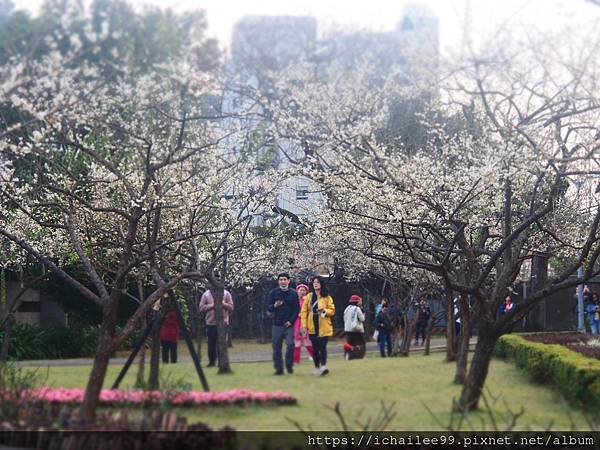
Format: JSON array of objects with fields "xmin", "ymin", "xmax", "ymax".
[{"xmin": 27, "ymin": 350, "xmax": 594, "ymax": 431}]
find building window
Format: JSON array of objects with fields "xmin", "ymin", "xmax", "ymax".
[
  {"xmin": 296, "ymin": 185, "xmax": 309, "ymax": 200},
  {"xmin": 401, "ymin": 17, "xmax": 414, "ymax": 31}
]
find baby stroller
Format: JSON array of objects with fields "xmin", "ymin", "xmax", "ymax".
[{"xmin": 344, "ymin": 342, "xmax": 366, "ymax": 360}]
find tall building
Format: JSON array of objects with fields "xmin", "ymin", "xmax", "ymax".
[
  {"xmin": 231, "ymin": 15, "xmax": 317, "ymax": 76},
  {"xmin": 226, "ymin": 4, "xmax": 439, "ymax": 226},
  {"xmin": 227, "ymin": 16, "xmax": 323, "ymax": 226},
  {"xmin": 318, "ymin": 4, "xmax": 438, "ymax": 82}
]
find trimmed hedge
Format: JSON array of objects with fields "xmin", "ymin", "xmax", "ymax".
[
  {"xmin": 0, "ymin": 324, "xmax": 143, "ymax": 360},
  {"xmin": 494, "ymin": 334, "xmax": 600, "ymax": 410}
]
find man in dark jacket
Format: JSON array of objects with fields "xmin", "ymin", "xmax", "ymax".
[
  {"xmin": 267, "ymin": 273, "xmax": 300, "ymax": 375},
  {"xmin": 376, "ymin": 304, "xmax": 394, "ymax": 357},
  {"xmin": 414, "ymin": 299, "xmax": 431, "ymax": 346}
]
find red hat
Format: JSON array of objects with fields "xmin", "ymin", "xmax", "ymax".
[
  {"xmin": 296, "ymin": 284, "xmax": 309, "ymax": 292},
  {"xmin": 349, "ymin": 295, "xmax": 362, "ymax": 304}
]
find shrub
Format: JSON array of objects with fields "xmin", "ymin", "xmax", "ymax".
[
  {"xmin": 495, "ymin": 334, "xmax": 600, "ymax": 412},
  {"xmin": 0, "ymin": 323, "xmax": 49, "ymax": 360},
  {"xmin": 0, "ymin": 361, "xmax": 43, "ymax": 422},
  {"xmin": 43, "ymin": 326, "xmax": 101, "ymax": 358},
  {"xmin": 0, "ymin": 324, "xmax": 146, "ymax": 360}
]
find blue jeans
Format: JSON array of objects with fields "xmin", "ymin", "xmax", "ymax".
[
  {"xmin": 379, "ymin": 331, "xmax": 392, "ymax": 356},
  {"xmin": 591, "ymin": 320, "xmax": 600, "ymax": 335}
]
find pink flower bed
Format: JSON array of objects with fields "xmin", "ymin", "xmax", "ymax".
[{"xmin": 19, "ymin": 388, "xmax": 296, "ymax": 407}]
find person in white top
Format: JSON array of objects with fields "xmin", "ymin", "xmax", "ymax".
[{"xmin": 343, "ymin": 294, "xmax": 366, "ymax": 360}]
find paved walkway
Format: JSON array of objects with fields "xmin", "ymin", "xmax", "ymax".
[{"xmin": 15, "ymin": 337, "xmax": 476, "ymax": 367}]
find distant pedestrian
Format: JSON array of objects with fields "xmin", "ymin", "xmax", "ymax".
[
  {"xmin": 199, "ymin": 289, "xmax": 234, "ymax": 367},
  {"xmin": 453, "ymin": 298, "xmax": 461, "ymax": 337},
  {"xmin": 500, "ymin": 296, "xmax": 514, "ymax": 316},
  {"xmin": 267, "ymin": 273, "xmax": 299, "ymax": 375},
  {"xmin": 160, "ymin": 309, "xmax": 179, "ymax": 364},
  {"xmin": 294, "ymin": 284, "xmax": 314, "ymax": 364},
  {"xmin": 343, "ymin": 294, "xmax": 366, "ymax": 360},
  {"xmin": 372, "ymin": 297, "xmax": 389, "ymax": 342},
  {"xmin": 300, "ymin": 276, "xmax": 335, "ymax": 376},
  {"xmin": 376, "ymin": 303, "xmax": 393, "ymax": 357},
  {"xmin": 374, "ymin": 297, "xmax": 389, "ymax": 323},
  {"xmin": 414, "ymin": 299, "xmax": 431, "ymax": 346},
  {"xmin": 573, "ymin": 285, "xmax": 591, "ymax": 316},
  {"xmin": 587, "ymin": 292, "xmax": 600, "ymax": 335}
]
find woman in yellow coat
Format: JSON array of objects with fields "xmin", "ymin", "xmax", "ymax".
[{"xmin": 300, "ymin": 276, "xmax": 335, "ymax": 376}]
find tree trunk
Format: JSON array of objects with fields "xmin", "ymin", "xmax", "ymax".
[
  {"xmin": 187, "ymin": 295, "xmax": 198, "ymax": 339},
  {"xmin": 392, "ymin": 321, "xmax": 403, "ymax": 355},
  {"xmin": 135, "ymin": 281, "xmax": 146, "ymax": 388},
  {"xmin": 445, "ymin": 286, "xmax": 456, "ymax": 362},
  {"xmin": 80, "ymin": 298, "xmax": 120, "ymax": 423},
  {"xmin": 80, "ymin": 342, "xmax": 113, "ymax": 423},
  {"xmin": 0, "ymin": 314, "xmax": 15, "ymax": 362},
  {"xmin": 454, "ymin": 293, "xmax": 471, "ymax": 384},
  {"xmin": 196, "ymin": 319, "xmax": 203, "ymax": 362},
  {"xmin": 135, "ymin": 315, "xmax": 146, "ymax": 388},
  {"xmin": 399, "ymin": 315, "xmax": 412, "ymax": 357},
  {"xmin": 148, "ymin": 316, "xmax": 161, "ymax": 390},
  {"xmin": 457, "ymin": 329, "xmax": 499, "ymax": 411},
  {"xmin": 424, "ymin": 315, "xmax": 434, "ymax": 356},
  {"xmin": 211, "ymin": 284, "xmax": 232, "ymax": 374}
]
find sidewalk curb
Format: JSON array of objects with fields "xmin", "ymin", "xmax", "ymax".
[{"xmin": 14, "ymin": 341, "xmax": 476, "ymax": 367}]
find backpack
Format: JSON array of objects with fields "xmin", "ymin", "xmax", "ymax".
[{"xmin": 349, "ymin": 306, "xmax": 360, "ymax": 331}]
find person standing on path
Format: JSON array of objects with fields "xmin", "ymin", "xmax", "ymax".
[
  {"xmin": 587, "ymin": 292, "xmax": 600, "ymax": 334},
  {"xmin": 294, "ymin": 283, "xmax": 315, "ymax": 364},
  {"xmin": 300, "ymin": 276, "xmax": 335, "ymax": 376},
  {"xmin": 343, "ymin": 294, "xmax": 366, "ymax": 360},
  {"xmin": 160, "ymin": 308, "xmax": 180, "ymax": 364},
  {"xmin": 414, "ymin": 298, "xmax": 431, "ymax": 346},
  {"xmin": 198, "ymin": 289, "xmax": 234, "ymax": 367},
  {"xmin": 267, "ymin": 273, "xmax": 300, "ymax": 375},
  {"xmin": 376, "ymin": 303, "xmax": 394, "ymax": 357}
]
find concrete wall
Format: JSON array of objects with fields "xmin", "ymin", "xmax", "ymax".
[{"xmin": 7, "ymin": 281, "xmax": 66, "ymax": 327}]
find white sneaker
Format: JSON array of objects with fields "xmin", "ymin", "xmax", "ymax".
[
  {"xmin": 312, "ymin": 367, "xmax": 321, "ymax": 376},
  {"xmin": 319, "ymin": 366, "xmax": 329, "ymax": 376}
]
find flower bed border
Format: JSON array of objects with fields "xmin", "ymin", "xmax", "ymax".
[
  {"xmin": 494, "ymin": 333, "xmax": 600, "ymax": 410},
  {"xmin": 16, "ymin": 387, "xmax": 297, "ymax": 408}
]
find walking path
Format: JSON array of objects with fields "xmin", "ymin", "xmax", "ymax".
[{"xmin": 15, "ymin": 337, "xmax": 476, "ymax": 367}]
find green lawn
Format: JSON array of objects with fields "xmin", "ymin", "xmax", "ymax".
[{"xmin": 28, "ymin": 352, "xmax": 593, "ymax": 431}]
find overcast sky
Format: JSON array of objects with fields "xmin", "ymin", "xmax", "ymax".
[{"xmin": 12, "ymin": 0, "xmax": 600, "ymax": 53}]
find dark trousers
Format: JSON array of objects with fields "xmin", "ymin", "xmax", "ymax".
[
  {"xmin": 206, "ymin": 325, "xmax": 218, "ymax": 366},
  {"xmin": 378, "ymin": 331, "xmax": 392, "ymax": 356},
  {"xmin": 455, "ymin": 321, "xmax": 461, "ymax": 337},
  {"xmin": 415, "ymin": 323, "xmax": 427, "ymax": 343},
  {"xmin": 161, "ymin": 341, "xmax": 177, "ymax": 364},
  {"xmin": 309, "ymin": 335, "xmax": 329, "ymax": 367},
  {"xmin": 272, "ymin": 325, "xmax": 294, "ymax": 372},
  {"xmin": 345, "ymin": 331, "xmax": 366, "ymax": 359}
]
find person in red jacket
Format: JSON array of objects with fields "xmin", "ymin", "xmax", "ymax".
[{"xmin": 160, "ymin": 309, "xmax": 180, "ymax": 364}]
